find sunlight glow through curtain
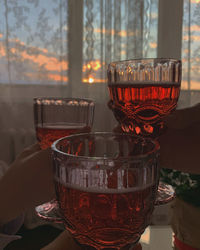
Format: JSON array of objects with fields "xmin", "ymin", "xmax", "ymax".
[{"xmin": 82, "ymin": 0, "xmax": 158, "ymax": 83}]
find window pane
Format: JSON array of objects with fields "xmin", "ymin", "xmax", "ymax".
[
  {"xmin": 182, "ymin": 0, "xmax": 200, "ymax": 91},
  {"xmin": 82, "ymin": 0, "xmax": 158, "ymax": 84},
  {"xmin": 0, "ymin": 0, "xmax": 68, "ymax": 84}
]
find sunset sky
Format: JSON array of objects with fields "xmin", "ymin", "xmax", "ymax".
[{"xmin": 0, "ymin": 0, "xmax": 199, "ymax": 90}]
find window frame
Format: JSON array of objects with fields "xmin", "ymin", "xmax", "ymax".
[{"xmin": 157, "ymin": 0, "xmax": 183, "ymax": 60}]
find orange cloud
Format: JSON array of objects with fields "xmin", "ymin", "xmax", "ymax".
[
  {"xmin": 191, "ymin": 0, "xmax": 200, "ymax": 3},
  {"xmin": 0, "ymin": 39, "xmax": 69, "ymax": 83},
  {"xmin": 0, "ymin": 37, "xmax": 68, "ymax": 73},
  {"xmin": 183, "ymin": 35, "xmax": 200, "ymax": 41},
  {"xmin": 184, "ymin": 25, "xmax": 200, "ymax": 32},
  {"xmin": 94, "ymin": 28, "xmax": 114, "ymax": 36},
  {"xmin": 121, "ymin": 50, "xmax": 126, "ymax": 55},
  {"xmin": 10, "ymin": 48, "xmax": 17, "ymax": 54},
  {"xmin": 150, "ymin": 42, "xmax": 157, "ymax": 48},
  {"xmin": 8, "ymin": 38, "xmax": 69, "ymax": 73},
  {"xmin": 11, "ymin": 38, "xmax": 25, "ymax": 46},
  {"xmin": 182, "ymin": 49, "xmax": 189, "ymax": 54},
  {"xmin": 151, "ymin": 12, "xmax": 158, "ymax": 19},
  {"xmin": 20, "ymin": 51, "xmax": 68, "ymax": 72},
  {"xmin": 93, "ymin": 28, "xmax": 136, "ymax": 37},
  {"xmin": 118, "ymin": 30, "xmax": 127, "ymax": 37},
  {"xmin": 0, "ymin": 44, "xmax": 6, "ymax": 57},
  {"xmin": 48, "ymin": 73, "xmax": 68, "ymax": 82},
  {"xmin": 26, "ymin": 72, "xmax": 68, "ymax": 83},
  {"xmin": 181, "ymin": 80, "xmax": 200, "ymax": 90}
]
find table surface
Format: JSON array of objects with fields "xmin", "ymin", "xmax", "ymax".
[
  {"xmin": 41, "ymin": 225, "xmax": 174, "ymax": 250},
  {"xmin": 5, "ymin": 224, "xmax": 173, "ymax": 250},
  {"xmin": 140, "ymin": 226, "xmax": 173, "ymax": 250}
]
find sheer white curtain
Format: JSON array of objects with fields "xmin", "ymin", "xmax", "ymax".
[
  {"xmin": 0, "ymin": 0, "xmax": 158, "ymax": 163},
  {"xmin": 158, "ymin": 0, "xmax": 200, "ymax": 108},
  {"xmin": 0, "ymin": 0, "xmax": 70, "ymax": 163},
  {"xmin": 181, "ymin": 0, "xmax": 200, "ymax": 107}
]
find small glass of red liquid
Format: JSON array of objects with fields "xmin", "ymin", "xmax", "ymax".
[
  {"xmin": 107, "ymin": 58, "xmax": 181, "ymax": 138},
  {"xmin": 52, "ymin": 132, "xmax": 160, "ymax": 250},
  {"xmin": 34, "ymin": 97, "xmax": 95, "ymax": 222},
  {"xmin": 34, "ymin": 97, "xmax": 95, "ymax": 149}
]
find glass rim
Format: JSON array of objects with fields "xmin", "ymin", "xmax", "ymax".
[
  {"xmin": 108, "ymin": 57, "xmax": 181, "ymax": 66},
  {"xmin": 33, "ymin": 97, "xmax": 95, "ymax": 105},
  {"xmin": 51, "ymin": 132, "xmax": 160, "ymax": 162}
]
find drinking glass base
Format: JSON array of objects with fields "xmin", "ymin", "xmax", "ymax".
[
  {"xmin": 75, "ymin": 237, "xmax": 141, "ymax": 250},
  {"xmin": 155, "ymin": 181, "xmax": 175, "ymax": 205},
  {"xmin": 35, "ymin": 199, "xmax": 63, "ymax": 223}
]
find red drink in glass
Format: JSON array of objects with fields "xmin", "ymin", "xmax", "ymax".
[
  {"xmin": 34, "ymin": 97, "xmax": 95, "ymax": 149},
  {"xmin": 55, "ymin": 181, "xmax": 157, "ymax": 249},
  {"xmin": 107, "ymin": 58, "xmax": 182, "ymax": 138},
  {"xmin": 36, "ymin": 124, "xmax": 91, "ymax": 149},
  {"xmin": 34, "ymin": 97, "xmax": 95, "ymax": 223},
  {"xmin": 52, "ymin": 132, "xmax": 160, "ymax": 249},
  {"xmin": 108, "ymin": 82, "xmax": 180, "ymax": 137}
]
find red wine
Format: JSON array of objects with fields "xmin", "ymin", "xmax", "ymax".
[
  {"xmin": 55, "ymin": 181, "xmax": 156, "ymax": 249},
  {"xmin": 36, "ymin": 124, "xmax": 91, "ymax": 149},
  {"xmin": 108, "ymin": 83, "xmax": 180, "ymax": 137}
]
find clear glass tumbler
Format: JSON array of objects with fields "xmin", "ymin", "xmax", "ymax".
[
  {"xmin": 52, "ymin": 132, "xmax": 160, "ymax": 250},
  {"xmin": 34, "ymin": 97, "xmax": 95, "ymax": 222},
  {"xmin": 34, "ymin": 97, "xmax": 95, "ymax": 149}
]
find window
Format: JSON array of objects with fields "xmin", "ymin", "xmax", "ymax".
[
  {"xmin": 181, "ymin": 0, "xmax": 200, "ymax": 106},
  {"xmin": 0, "ymin": 0, "xmax": 68, "ymax": 85},
  {"xmin": 0, "ymin": 0, "xmax": 158, "ymax": 86},
  {"xmin": 82, "ymin": 0, "xmax": 158, "ymax": 83}
]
